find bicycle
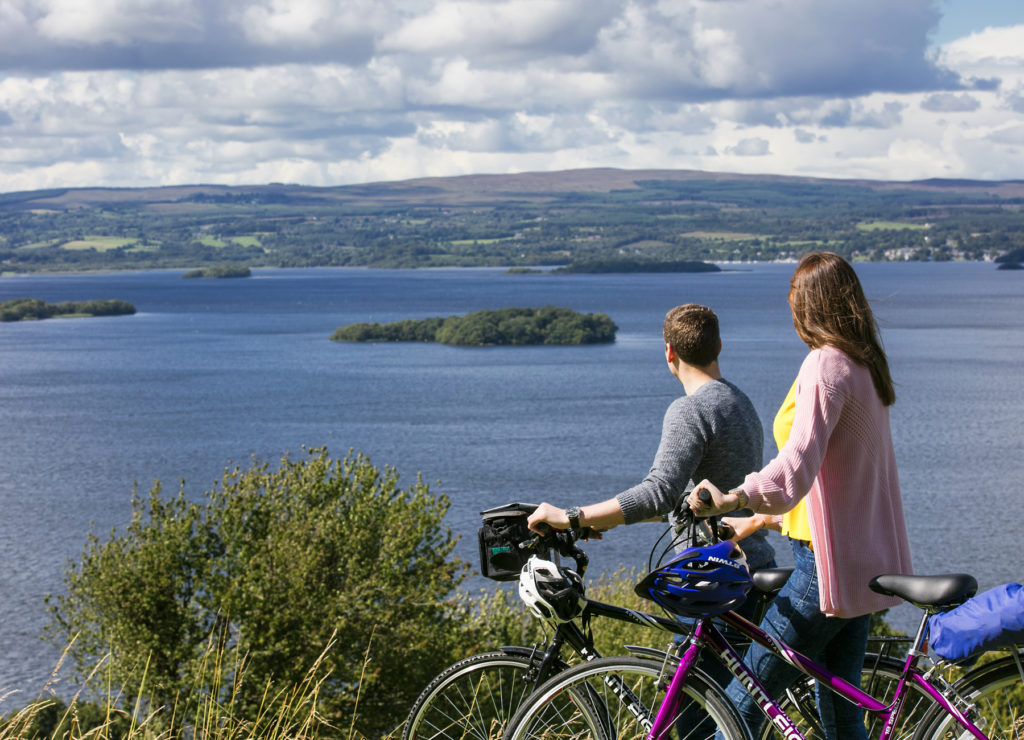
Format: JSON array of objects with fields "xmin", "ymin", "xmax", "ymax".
[
  {"xmin": 502, "ymin": 498, "xmax": 1024, "ymax": 740},
  {"xmin": 403, "ymin": 504, "xmax": 919, "ymax": 740},
  {"xmin": 403, "ymin": 502, "xmax": 795, "ymax": 740}
]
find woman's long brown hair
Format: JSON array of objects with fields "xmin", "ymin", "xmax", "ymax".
[{"xmin": 788, "ymin": 252, "xmax": 895, "ymax": 406}]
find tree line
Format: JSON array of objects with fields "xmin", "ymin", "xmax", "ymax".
[{"xmin": 181, "ymin": 265, "xmax": 252, "ymax": 279}]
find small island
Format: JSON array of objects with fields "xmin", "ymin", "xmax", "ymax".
[
  {"xmin": 331, "ymin": 306, "xmax": 617, "ymax": 346},
  {"xmin": 182, "ymin": 265, "xmax": 252, "ymax": 279},
  {"xmin": 1, "ymin": 298, "xmax": 136, "ymax": 322},
  {"xmin": 553, "ymin": 259, "xmax": 720, "ymax": 274}
]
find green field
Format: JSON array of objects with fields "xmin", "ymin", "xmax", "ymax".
[
  {"xmin": 857, "ymin": 221, "xmax": 928, "ymax": 231},
  {"xmin": 681, "ymin": 230, "xmax": 763, "ymax": 240},
  {"xmin": 199, "ymin": 234, "xmax": 264, "ymax": 248},
  {"xmin": 448, "ymin": 237, "xmax": 513, "ymax": 246},
  {"xmin": 60, "ymin": 236, "xmax": 139, "ymax": 251}
]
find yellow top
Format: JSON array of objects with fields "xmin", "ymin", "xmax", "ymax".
[{"xmin": 774, "ymin": 378, "xmax": 812, "ymax": 542}]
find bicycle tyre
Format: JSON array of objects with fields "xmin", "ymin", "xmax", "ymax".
[
  {"xmin": 504, "ymin": 654, "xmax": 751, "ymax": 740},
  {"xmin": 403, "ymin": 649, "xmax": 568, "ymax": 740},
  {"xmin": 756, "ymin": 654, "xmax": 934, "ymax": 740},
  {"xmin": 915, "ymin": 652, "xmax": 1024, "ymax": 740}
]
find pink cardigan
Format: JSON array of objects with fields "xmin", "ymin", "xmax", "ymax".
[{"xmin": 743, "ymin": 346, "xmax": 913, "ymax": 618}]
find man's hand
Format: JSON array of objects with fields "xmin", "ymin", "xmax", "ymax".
[{"xmin": 527, "ymin": 502, "xmax": 569, "ymax": 533}]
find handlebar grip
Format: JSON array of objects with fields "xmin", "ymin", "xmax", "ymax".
[{"xmin": 698, "ymin": 488, "xmax": 712, "ymax": 504}]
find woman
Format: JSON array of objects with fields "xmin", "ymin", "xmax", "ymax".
[{"xmin": 688, "ymin": 251, "xmax": 913, "ymax": 740}]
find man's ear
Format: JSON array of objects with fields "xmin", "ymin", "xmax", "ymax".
[{"xmin": 665, "ymin": 342, "xmax": 675, "ymax": 363}]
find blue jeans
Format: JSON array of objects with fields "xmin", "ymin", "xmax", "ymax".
[{"xmin": 723, "ymin": 539, "xmax": 869, "ymax": 740}]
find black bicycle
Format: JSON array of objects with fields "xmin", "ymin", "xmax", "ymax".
[{"xmin": 403, "ymin": 502, "xmax": 916, "ymax": 740}]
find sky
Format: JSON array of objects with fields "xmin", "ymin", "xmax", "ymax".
[{"xmin": 0, "ymin": 0, "xmax": 1022, "ymax": 192}]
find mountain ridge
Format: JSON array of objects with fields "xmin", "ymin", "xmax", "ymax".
[{"xmin": 5, "ymin": 167, "xmax": 1024, "ymax": 212}]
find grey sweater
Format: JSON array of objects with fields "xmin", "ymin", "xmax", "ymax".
[{"xmin": 616, "ymin": 378, "xmax": 774, "ymax": 569}]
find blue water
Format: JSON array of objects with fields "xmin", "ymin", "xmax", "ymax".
[{"xmin": 1, "ymin": 263, "xmax": 1021, "ymax": 699}]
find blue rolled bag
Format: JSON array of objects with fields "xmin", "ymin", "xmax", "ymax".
[{"xmin": 928, "ymin": 582, "xmax": 1024, "ymax": 661}]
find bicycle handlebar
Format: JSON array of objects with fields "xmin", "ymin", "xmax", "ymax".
[
  {"xmin": 521, "ymin": 523, "xmax": 591, "ymax": 575},
  {"xmin": 672, "ymin": 487, "xmax": 736, "ymax": 545}
]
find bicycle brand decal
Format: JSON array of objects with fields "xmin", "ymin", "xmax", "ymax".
[
  {"xmin": 600, "ymin": 674, "xmax": 653, "ymax": 733},
  {"xmin": 707, "ymin": 555, "xmax": 746, "ymax": 571},
  {"xmin": 720, "ymin": 648, "xmax": 804, "ymax": 740},
  {"xmin": 624, "ymin": 608, "xmax": 669, "ymax": 630}
]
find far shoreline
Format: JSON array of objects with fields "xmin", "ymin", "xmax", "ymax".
[{"xmin": 0, "ymin": 258, "xmax": 1008, "ymax": 279}]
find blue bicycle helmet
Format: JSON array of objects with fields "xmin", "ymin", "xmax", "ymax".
[{"xmin": 634, "ymin": 540, "xmax": 752, "ymax": 618}]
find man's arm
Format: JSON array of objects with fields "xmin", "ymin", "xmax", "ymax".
[
  {"xmin": 616, "ymin": 396, "xmax": 707, "ymax": 524},
  {"xmin": 527, "ymin": 499, "xmax": 626, "ymax": 533},
  {"xmin": 527, "ymin": 397, "xmax": 706, "ymax": 533}
]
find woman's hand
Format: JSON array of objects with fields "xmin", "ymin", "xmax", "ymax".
[
  {"xmin": 722, "ymin": 514, "xmax": 780, "ymax": 540},
  {"xmin": 721, "ymin": 515, "xmax": 758, "ymax": 541},
  {"xmin": 685, "ymin": 480, "xmax": 744, "ymax": 517}
]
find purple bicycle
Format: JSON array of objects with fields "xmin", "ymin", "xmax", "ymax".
[{"xmin": 503, "ymin": 504, "xmax": 1023, "ymax": 740}]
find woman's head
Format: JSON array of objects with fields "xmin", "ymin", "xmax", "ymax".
[{"xmin": 788, "ymin": 252, "xmax": 895, "ymax": 405}]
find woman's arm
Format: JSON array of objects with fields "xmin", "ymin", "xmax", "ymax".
[{"xmin": 722, "ymin": 513, "xmax": 782, "ymax": 540}]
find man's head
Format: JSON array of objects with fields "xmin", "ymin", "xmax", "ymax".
[{"xmin": 663, "ymin": 304, "xmax": 720, "ymax": 368}]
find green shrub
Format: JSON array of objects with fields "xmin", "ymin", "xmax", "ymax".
[{"xmin": 46, "ymin": 447, "xmax": 470, "ymax": 738}]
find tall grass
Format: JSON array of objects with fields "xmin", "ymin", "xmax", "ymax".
[
  {"xmin": 0, "ymin": 632, "xmax": 354, "ymax": 740},
  {"xmin": 1, "ymin": 570, "xmax": 709, "ymax": 740}
]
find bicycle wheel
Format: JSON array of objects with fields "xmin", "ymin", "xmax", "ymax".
[
  {"xmin": 404, "ymin": 650, "xmax": 568, "ymax": 740},
  {"xmin": 917, "ymin": 653, "xmax": 1024, "ymax": 740},
  {"xmin": 757, "ymin": 654, "xmax": 933, "ymax": 740},
  {"xmin": 504, "ymin": 655, "xmax": 750, "ymax": 740}
]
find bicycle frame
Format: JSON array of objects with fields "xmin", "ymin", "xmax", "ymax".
[
  {"xmin": 512, "ymin": 595, "xmax": 697, "ymax": 688},
  {"xmin": 653, "ymin": 609, "xmax": 991, "ymax": 740}
]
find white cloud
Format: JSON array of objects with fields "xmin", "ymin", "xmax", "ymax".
[
  {"xmin": 381, "ymin": 0, "xmax": 613, "ymax": 57},
  {"xmin": 921, "ymin": 92, "xmax": 981, "ymax": 112},
  {"xmin": 938, "ymin": 25, "xmax": 1024, "ymax": 72},
  {"xmin": 725, "ymin": 137, "xmax": 771, "ymax": 156},
  {"xmin": 0, "ymin": 1, "xmax": 1021, "ymax": 191},
  {"xmin": 237, "ymin": 0, "xmax": 387, "ymax": 47},
  {"xmin": 35, "ymin": 0, "xmax": 202, "ymax": 45}
]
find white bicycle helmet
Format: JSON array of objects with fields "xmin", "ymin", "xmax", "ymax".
[{"xmin": 518, "ymin": 556, "xmax": 585, "ymax": 623}]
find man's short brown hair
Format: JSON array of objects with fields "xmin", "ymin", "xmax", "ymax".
[{"xmin": 663, "ymin": 304, "xmax": 720, "ymax": 367}]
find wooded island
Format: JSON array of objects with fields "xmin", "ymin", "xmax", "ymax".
[
  {"xmin": 1, "ymin": 298, "xmax": 136, "ymax": 321},
  {"xmin": 331, "ymin": 306, "xmax": 617, "ymax": 346}
]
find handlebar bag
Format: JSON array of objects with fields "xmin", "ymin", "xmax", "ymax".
[
  {"xmin": 928, "ymin": 582, "xmax": 1024, "ymax": 660},
  {"xmin": 478, "ymin": 503, "xmax": 538, "ymax": 581}
]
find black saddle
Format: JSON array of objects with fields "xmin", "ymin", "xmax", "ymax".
[
  {"xmin": 752, "ymin": 567, "xmax": 794, "ymax": 596},
  {"xmin": 869, "ymin": 573, "xmax": 977, "ymax": 611}
]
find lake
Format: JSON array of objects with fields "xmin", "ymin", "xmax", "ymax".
[{"xmin": 1, "ymin": 262, "xmax": 1022, "ymax": 699}]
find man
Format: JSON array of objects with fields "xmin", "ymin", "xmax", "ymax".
[{"xmin": 527, "ymin": 302, "xmax": 774, "ymax": 591}]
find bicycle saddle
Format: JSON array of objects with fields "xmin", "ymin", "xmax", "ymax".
[
  {"xmin": 869, "ymin": 573, "xmax": 977, "ymax": 610},
  {"xmin": 752, "ymin": 567, "xmax": 794, "ymax": 596}
]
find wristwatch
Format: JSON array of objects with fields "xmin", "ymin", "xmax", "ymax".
[{"xmin": 565, "ymin": 506, "xmax": 582, "ymax": 530}]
